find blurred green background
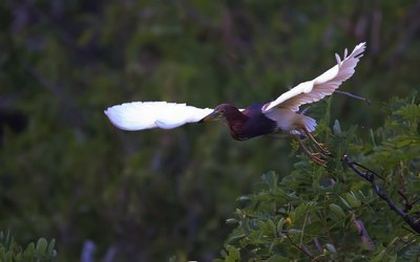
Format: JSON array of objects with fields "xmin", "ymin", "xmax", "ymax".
[{"xmin": 0, "ymin": 0, "xmax": 419, "ymax": 261}]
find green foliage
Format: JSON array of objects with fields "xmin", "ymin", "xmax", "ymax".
[
  {"xmin": 219, "ymin": 97, "xmax": 420, "ymax": 261},
  {"xmin": 0, "ymin": 230, "xmax": 57, "ymax": 261}
]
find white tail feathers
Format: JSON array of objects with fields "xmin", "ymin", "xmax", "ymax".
[
  {"xmin": 300, "ymin": 114, "xmax": 317, "ymax": 133},
  {"xmin": 285, "ymin": 114, "xmax": 318, "ymax": 136}
]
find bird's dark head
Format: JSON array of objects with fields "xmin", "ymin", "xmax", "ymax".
[{"xmin": 201, "ymin": 103, "xmax": 241, "ymax": 122}]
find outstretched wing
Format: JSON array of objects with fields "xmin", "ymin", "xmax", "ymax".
[
  {"xmin": 262, "ymin": 42, "xmax": 366, "ymax": 112},
  {"xmin": 104, "ymin": 101, "xmax": 213, "ymax": 131}
]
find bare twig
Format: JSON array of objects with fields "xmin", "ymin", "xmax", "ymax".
[
  {"xmin": 334, "ymin": 90, "xmax": 371, "ymax": 104},
  {"xmin": 285, "ymin": 233, "xmax": 314, "ymax": 259},
  {"xmin": 342, "ymin": 155, "xmax": 420, "ymax": 233},
  {"xmin": 351, "ymin": 215, "xmax": 375, "ymax": 250},
  {"xmin": 313, "ymin": 237, "xmax": 322, "ymax": 252}
]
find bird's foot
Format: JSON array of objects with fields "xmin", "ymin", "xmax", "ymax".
[
  {"xmin": 303, "ymin": 130, "xmax": 332, "ymax": 156},
  {"xmin": 309, "ymin": 153, "xmax": 327, "ymax": 166},
  {"xmin": 298, "ymin": 137, "xmax": 329, "ymax": 166},
  {"xmin": 316, "ymin": 143, "xmax": 332, "ymax": 156}
]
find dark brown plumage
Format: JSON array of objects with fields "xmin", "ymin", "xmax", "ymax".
[{"xmin": 208, "ymin": 103, "xmax": 277, "ymax": 141}]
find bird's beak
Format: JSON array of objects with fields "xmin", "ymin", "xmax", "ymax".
[{"xmin": 200, "ymin": 111, "xmax": 222, "ymax": 122}]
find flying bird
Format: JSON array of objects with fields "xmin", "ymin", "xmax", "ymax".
[{"xmin": 105, "ymin": 43, "xmax": 366, "ymax": 165}]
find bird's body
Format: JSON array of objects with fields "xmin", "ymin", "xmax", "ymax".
[
  {"xmin": 104, "ymin": 43, "xmax": 367, "ymax": 164},
  {"xmin": 218, "ymin": 103, "xmax": 277, "ymax": 141},
  {"xmin": 211, "ymin": 103, "xmax": 315, "ymax": 141}
]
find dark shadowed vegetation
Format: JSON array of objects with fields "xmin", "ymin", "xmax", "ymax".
[{"xmin": 217, "ymin": 97, "xmax": 419, "ymax": 261}]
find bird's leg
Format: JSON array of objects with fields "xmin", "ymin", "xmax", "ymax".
[
  {"xmin": 298, "ymin": 138, "xmax": 326, "ymax": 166},
  {"xmin": 303, "ymin": 129, "xmax": 331, "ymax": 156}
]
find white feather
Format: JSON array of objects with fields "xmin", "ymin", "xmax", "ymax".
[
  {"xmin": 104, "ymin": 101, "xmax": 213, "ymax": 131},
  {"xmin": 262, "ymin": 42, "xmax": 366, "ymax": 112}
]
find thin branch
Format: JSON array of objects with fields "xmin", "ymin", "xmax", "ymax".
[
  {"xmin": 285, "ymin": 233, "xmax": 314, "ymax": 259},
  {"xmin": 351, "ymin": 215, "xmax": 375, "ymax": 250},
  {"xmin": 334, "ymin": 90, "xmax": 371, "ymax": 104},
  {"xmin": 342, "ymin": 155, "xmax": 420, "ymax": 233},
  {"xmin": 300, "ymin": 213, "xmax": 309, "ymax": 245}
]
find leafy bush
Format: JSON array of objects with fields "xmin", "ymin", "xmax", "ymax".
[
  {"xmin": 0, "ymin": 230, "xmax": 57, "ymax": 262},
  {"xmin": 218, "ymin": 97, "xmax": 419, "ymax": 261}
]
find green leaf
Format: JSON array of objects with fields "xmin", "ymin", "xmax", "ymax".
[
  {"xmin": 36, "ymin": 238, "xmax": 48, "ymax": 253},
  {"xmin": 325, "ymin": 243, "xmax": 337, "ymax": 253},
  {"xmin": 333, "ymin": 119, "xmax": 342, "ymax": 136},
  {"xmin": 329, "ymin": 203, "xmax": 346, "ymax": 218},
  {"xmin": 47, "ymin": 239, "xmax": 56, "ymax": 255},
  {"xmin": 344, "ymin": 192, "xmax": 361, "ymax": 208},
  {"xmin": 371, "ymin": 248, "xmax": 387, "ymax": 262},
  {"xmin": 226, "ymin": 218, "xmax": 238, "ymax": 225},
  {"xmin": 224, "ymin": 245, "xmax": 240, "ymax": 262},
  {"xmin": 23, "ymin": 242, "xmax": 35, "ymax": 256}
]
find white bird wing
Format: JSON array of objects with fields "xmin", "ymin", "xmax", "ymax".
[
  {"xmin": 262, "ymin": 42, "xmax": 366, "ymax": 112},
  {"xmin": 104, "ymin": 101, "xmax": 214, "ymax": 131}
]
